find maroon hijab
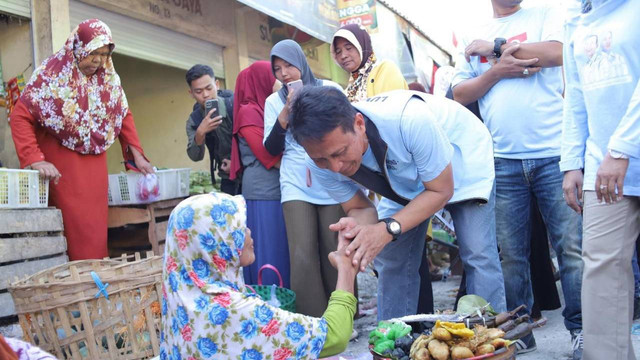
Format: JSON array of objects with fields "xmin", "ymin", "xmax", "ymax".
[
  {"xmin": 229, "ymin": 61, "xmax": 276, "ymax": 180},
  {"xmin": 331, "ymin": 23, "xmax": 373, "ymax": 70}
]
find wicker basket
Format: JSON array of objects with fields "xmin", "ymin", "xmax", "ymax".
[{"xmin": 8, "ymin": 252, "xmax": 163, "ymax": 359}]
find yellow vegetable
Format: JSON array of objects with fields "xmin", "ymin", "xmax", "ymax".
[
  {"xmin": 428, "ymin": 339, "xmax": 450, "ymax": 360},
  {"xmin": 435, "ymin": 320, "xmax": 475, "ymax": 338},
  {"xmin": 451, "ymin": 345, "xmax": 475, "ymax": 359}
]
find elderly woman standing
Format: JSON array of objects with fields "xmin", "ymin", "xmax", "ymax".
[
  {"xmin": 10, "ymin": 19, "xmax": 152, "ymax": 260},
  {"xmin": 160, "ymin": 193, "xmax": 357, "ymax": 359},
  {"xmin": 331, "ymin": 24, "xmax": 407, "ymax": 101},
  {"xmin": 229, "ymin": 61, "xmax": 290, "ymax": 288},
  {"xmin": 263, "ymin": 40, "xmax": 346, "ymax": 317}
]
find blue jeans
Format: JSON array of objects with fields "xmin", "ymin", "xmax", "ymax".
[
  {"xmin": 446, "ymin": 184, "xmax": 507, "ymax": 313},
  {"xmin": 374, "ymin": 220, "xmax": 429, "ymax": 320},
  {"xmin": 494, "ymin": 156, "xmax": 583, "ymax": 331}
]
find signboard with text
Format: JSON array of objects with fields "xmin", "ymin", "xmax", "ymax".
[{"xmin": 337, "ymin": 0, "xmax": 378, "ymax": 33}]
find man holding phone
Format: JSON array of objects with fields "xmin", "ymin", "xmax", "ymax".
[{"xmin": 185, "ymin": 64, "xmax": 240, "ymax": 195}]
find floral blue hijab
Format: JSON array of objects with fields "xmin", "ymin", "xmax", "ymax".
[{"xmin": 160, "ymin": 193, "xmax": 328, "ymax": 360}]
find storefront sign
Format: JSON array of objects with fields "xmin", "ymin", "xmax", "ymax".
[
  {"xmin": 237, "ymin": 0, "xmax": 338, "ymax": 43},
  {"xmin": 75, "ymin": 0, "xmax": 234, "ymax": 47},
  {"xmin": 337, "ymin": 0, "xmax": 378, "ymax": 33}
]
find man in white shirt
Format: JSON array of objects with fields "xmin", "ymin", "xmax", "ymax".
[{"xmin": 451, "ymin": 1, "xmax": 583, "ymax": 357}]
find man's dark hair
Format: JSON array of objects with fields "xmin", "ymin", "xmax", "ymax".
[
  {"xmin": 186, "ymin": 64, "xmax": 214, "ymax": 87},
  {"xmin": 289, "ymin": 86, "xmax": 357, "ymax": 144}
]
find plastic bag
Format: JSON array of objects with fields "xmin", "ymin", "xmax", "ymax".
[{"xmin": 137, "ymin": 173, "xmax": 160, "ymax": 202}]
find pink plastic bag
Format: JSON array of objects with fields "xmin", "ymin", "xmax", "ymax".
[{"xmin": 136, "ymin": 173, "xmax": 160, "ymax": 202}]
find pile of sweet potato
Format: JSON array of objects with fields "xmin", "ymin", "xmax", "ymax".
[{"xmin": 409, "ymin": 321, "xmax": 509, "ymax": 360}]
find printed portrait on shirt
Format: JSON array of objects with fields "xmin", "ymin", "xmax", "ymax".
[{"xmin": 579, "ymin": 31, "xmax": 631, "ymax": 91}]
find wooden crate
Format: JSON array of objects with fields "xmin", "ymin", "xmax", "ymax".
[
  {"xmin": 0, "ymin": 208, "xmax": 68, "ymax": 319},
  {"xmin": 108, "ymin": 197, "xmax": 184, "ymax": 257}
]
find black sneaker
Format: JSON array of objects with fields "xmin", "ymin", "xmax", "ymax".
[
  {"xmin": 570, "ymin": 329, "xmax": 583, "ymax": 360},
  {"xmin": 514, "ymin": 333, "xmax": 537, "ymax": 354}
]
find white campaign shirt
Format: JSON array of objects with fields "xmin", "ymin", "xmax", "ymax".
[{"xmin": 452, "ymin": 6, "xmax": 565, "ymax": 159}]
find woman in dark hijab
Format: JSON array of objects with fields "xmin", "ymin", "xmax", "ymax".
[{"xmin": 331, "ymin": 24, "xmax": 407, "ymax": 101}]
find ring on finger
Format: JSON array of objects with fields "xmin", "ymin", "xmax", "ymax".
[
  {"xmin": 599, "ymin": 184, "xmax": 607, "ymax": 190},
  {"xmin": 523, "ymin": 68, "xmax": 530, "ymax": 76}
]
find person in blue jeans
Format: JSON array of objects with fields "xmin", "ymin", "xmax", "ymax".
[
  {"xmin": 287, "ymin": 86, "xmax": 506, "ymax": 320},
  {"xmin": 451, "ymin": 0, "xmax": 583, "ymax": 357}
]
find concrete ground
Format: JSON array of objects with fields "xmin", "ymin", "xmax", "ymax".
[{"xmin": 335, "ymin": 271, "xmax": 640, "ymax": 359}]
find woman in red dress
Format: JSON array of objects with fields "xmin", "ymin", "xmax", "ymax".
[{"xmin": 9, "ymin": 19, "xmax": 153, "ymax": 260}]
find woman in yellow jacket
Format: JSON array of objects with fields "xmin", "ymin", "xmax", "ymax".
[{"xmin": 330, "ymin": 24, "xmax": 407, "ymax": 101}]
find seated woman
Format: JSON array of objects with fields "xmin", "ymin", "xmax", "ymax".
[{"xmin": 160, "ymin": 193, "xmax": 358, "ymax": 359}]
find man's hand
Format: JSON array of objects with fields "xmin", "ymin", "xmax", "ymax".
[
  {"xmin": 492, "ymin": 44, "xmax": 541, "ymax": 79},
  {"xmin": 345, "ymin": 221, "xmax": 393, "ymax": 272},
  {"xmin": 195, "ymin": 111, "xmax": 223, "ymax": 145},
  {"xmin": 329, "ymin": 217, "xmax": 361, "ymax": 251},
  {"xmin": 30, "ymin": 161, "xmax": 61, "ymax": 184},
  {"xmin": 595, "ymin": 152, "xmax": 629, "ymax": 203},
  {"xmin": 465, "ymin": 39, "xmax": 494, "ymax": 62},
  {"xmin": 220, "ymin": 159, "xmax": 231, "ymax": 173},
  {"xmin": 562, "ymin": 170, "xmax": 584, "ymax": 214}
]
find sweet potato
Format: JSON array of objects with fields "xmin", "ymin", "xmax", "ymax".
[
  {"xmin": 490, "ymin": 338, "xmax": 508, "ymax": 349},
  {"xmin": 433, "ymin": 327, "xmax": 453, "ymax": 341},
  {"xmin": 485, "ymin": 328, "xmax": 506, "ymax": 340},
  {"xmin": 427, "ymin": 339, "xmax": 450, "ymax": 360},
  {"xmin": 414, "ymin": 347, "xmax": 431, "ymax": 360},
  {"xmin": 451, "ymin": 345, "xmax": 475, "ymax": 359},
  {"xmin": 475, "ymin": 343, "xmax": 496, "ymax": 356},
  {"xmin": 410, "ymin": 334, "xmax": 432, "ymax": 359}
]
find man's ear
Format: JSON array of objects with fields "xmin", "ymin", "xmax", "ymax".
[
  {"xmin": 215, "ymin": 79, "xmax": 220, "ymax": 90},
  {"xmin": 354, "ymin": 112, "xmax": 366, "ymax": 133}
]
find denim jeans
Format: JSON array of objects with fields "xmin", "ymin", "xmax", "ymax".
[
  {"xmin": 494, "ymin": 156, "xmax": 583, "ymax": 331},
  {"xmin": 446, "ymin": 183, "xmax": 507, "ymax": 313},
  {"xmin": 374, "ymin": 220, "xmax": 429, "ymax": 320}
]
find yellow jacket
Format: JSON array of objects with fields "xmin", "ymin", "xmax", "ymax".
[{"xmin": 366, "ymin": 60, "xmax": 408, "ymax": 97}]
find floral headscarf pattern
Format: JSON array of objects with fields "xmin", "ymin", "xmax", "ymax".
[
  {"xmin": 161, "ymin": 193, "xmax": 328, "ymax": 360},
  {"xmin": 20, "ymin": 19, "xmax": 128, "ymax": 155}
]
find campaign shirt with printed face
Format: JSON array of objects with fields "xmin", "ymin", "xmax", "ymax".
[
  {"xmin": 452, "ymin": 6, "xmax": 564, "ymax": 159},
  {"xmin": 561, "ymin": 0, "xmax": 640, "ymax": 196}
]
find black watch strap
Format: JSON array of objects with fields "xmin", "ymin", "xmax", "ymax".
[
  {"xmin": 381, "ymin": 218, "xmax": 402, "ymax": 241},
  {"xmin": 494, "ymin": 38, "xmax": 507, "ymax": 58}
]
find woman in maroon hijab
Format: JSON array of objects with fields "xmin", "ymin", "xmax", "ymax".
[
  {"xmin": 230, "ymin": 61, "xmax": 290, "ymax": 287},
  {"xmin": 10, "ymin": 19, "xmax": 152, "ymax": 260}
]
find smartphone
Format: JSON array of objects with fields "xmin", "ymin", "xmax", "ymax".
[
  {"xmin": 204, "ymin": 99, "xmax": 220, "ymax": 119},
  {"xmin": 287, "ymin": 80, "xmax": 303, "ymax": 92}
]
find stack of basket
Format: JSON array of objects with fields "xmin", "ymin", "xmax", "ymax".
[{"xmin": 8, "ymin": 252, "xmax": 163, "ymax": 359}]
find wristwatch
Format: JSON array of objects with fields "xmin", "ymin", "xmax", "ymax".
[
  {"xmin": 494, "ymin": 38, "xmax": 507, "ymax": 58},
  {"xmin": 380, "ymin": 218, "xmax": 402, "ymax": 241},
  {"xmin": 609, "ymin": 149, "xmax": 629, "ymax": 159}
]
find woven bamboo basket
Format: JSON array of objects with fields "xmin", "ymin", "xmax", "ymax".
[{"xmin": 8, "ymin": 252, "xmax": 163, "ymax": 359}]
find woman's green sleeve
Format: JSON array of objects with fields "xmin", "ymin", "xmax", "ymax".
[{"xmin": 318, "ymin": 290, "xmax": 357, "ymax": 358}]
